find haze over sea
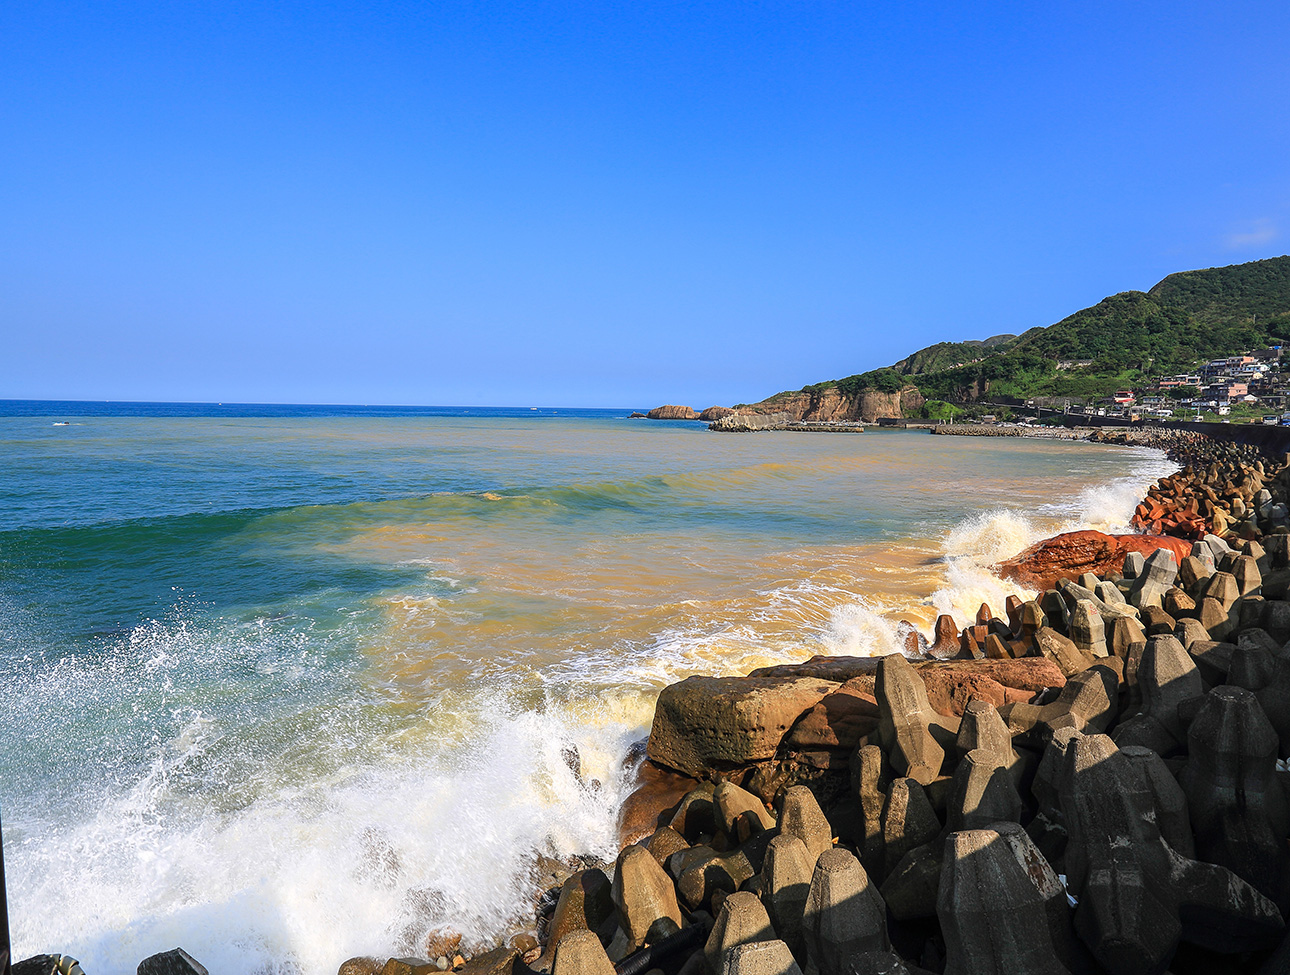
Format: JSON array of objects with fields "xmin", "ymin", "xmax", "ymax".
[{"xmin": 0, "ymin": 403, "xmax": 1174, "ymax": 973}]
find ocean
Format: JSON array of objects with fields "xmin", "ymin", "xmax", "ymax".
[{"xmin": 0, "ymin": 402, "xmax": 1177, "ymax": 973}]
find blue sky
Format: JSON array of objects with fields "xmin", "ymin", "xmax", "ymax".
[{"xmin": 2, "ymin": 2, "xmax": 1288, "ymax": 407}]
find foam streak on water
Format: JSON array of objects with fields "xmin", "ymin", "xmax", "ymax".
[{"xmin": 0, "ymin": 415, "xmax": 1176, "ymax": 973}]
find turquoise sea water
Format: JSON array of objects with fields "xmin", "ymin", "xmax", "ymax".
[{"xmin": 0, "ymin": 403, "xmax": 1176, "ymax": 973}]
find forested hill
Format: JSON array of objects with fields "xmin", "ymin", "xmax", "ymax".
[{"xmin": 779, "ymin": 255, "xmax": 1290, "ymax": 405}]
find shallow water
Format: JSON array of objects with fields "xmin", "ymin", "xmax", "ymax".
[{"xmin": 0, "ymin": 407, "xmax": 1175, "ymax": 973}]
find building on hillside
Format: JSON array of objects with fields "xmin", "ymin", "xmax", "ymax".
[{"xmin": 1112, "ymin": 390, "xmax": 1136, "ymax": 405}]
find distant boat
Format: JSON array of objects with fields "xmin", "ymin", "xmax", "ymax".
[{"xmin": 52, "ymin": 421, "xmax": 69, "ymax": 426}]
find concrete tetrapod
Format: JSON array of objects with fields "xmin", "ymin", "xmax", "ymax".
[
  {"xmin": 1179, "ymin": 685, "xmax": 1290, "ymax": 909},
  {"xmin": 537, "ymin": 869, "xmax": 616, "ymax": 969},
  {"xmin": 721, "ymin": 940, "xmax": 803, "ymax": 975},
  {"xmin": 705, "ymin": 891, "xmax": 775, "ymax": 975},
  {"xmin": 612, "ymin": 845, "xmax": 684, "ymax": 950},
  {"xmin": 946, "ymin": 748, "xmax": 1023, "ymax": 832},
  {"xmin": 777, "ymin": 785, "xmax": 832, "ymax": 865},
  {"xmin": 801, "ymin": 848, "xmax": 890, "ymax": 975},
  {"xmin": 715, "ymin": 781, "xmax": 776, "ymax": 843},
  {"xmin": 759, "ymin": 834, "xmax": 812, "ymax": 958},
  {"xmin": 1060, "ymin": 733, "xmax": 1283, "ymax": 975},
  {"xmin": 553, "ymin": 931, "xmax": 616, "ymax": 975},
  {"xmin": 880, "ymin": 777, "xmax": 941, "ymax": 880},
  {"xmin": 875, "ymin": 654, "xmax": 950, "ymax": 785},
  {"xmin": 937, "ymin": 823, "xmax": 1074, "ymax": 975}
]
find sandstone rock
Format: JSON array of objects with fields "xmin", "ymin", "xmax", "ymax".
[
  {"xmin": 620, "ymin": 762, "xmax": 703, "ymax": 845},
  {"xmin": 802, "ymin": 849, "xmax": 889, "ymax": 975},
  {"xmin": 783, "ymin": 680, "xmax": 879, "ymax": 751},
  {"xmin": 379, "ymin": 961, "xmax": 435, "ymax": 975},
  {"xmin": 705, "ymin": 891, "xmax": 775, "ymax": 975},
  {"xmin": 647, "ymin": 405, "xmax": 699, "ymax": 420},
  {"xmin": 937, "ymin": 823, "xmax": 1074, "ymax": 975},
  {"xmin": 998, "ymin": 531, "xmax": 1191, "ymax": 592},
  {"xmin": 699, "ymin": 407, "xmax": 737, "ymax": 422},
  {"xmin": 613, "ymin": 846, "xmax": 684, "ymax": 948},
  {"xmin": 648, "ymin": 676, "xmax": 837, "ymax": 777},
  {"xmin": 553, "ymin": 931, "xmax": 616, "ymax": 975}
]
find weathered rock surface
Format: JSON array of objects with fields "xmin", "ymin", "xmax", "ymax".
[
  {"xmin": 647, "ymin": 405, "xmax": 699, "ymax": 420},
  {"xmin": 998, "ymin": 530, "xmax": 1192, "ymax": 592}
]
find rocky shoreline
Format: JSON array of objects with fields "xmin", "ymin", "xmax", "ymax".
[{"xmin": 19, "ymin": 432, "xmax": 1290, "ymax": 975}]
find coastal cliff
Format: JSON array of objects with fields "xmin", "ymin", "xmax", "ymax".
[{"xmin": 745, "ymin": 385, "xmax": 925, "ymax": 422}]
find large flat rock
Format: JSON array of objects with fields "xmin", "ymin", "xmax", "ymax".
[{"xmin": 647, "ymin": 675, "xmax": 839, "ymax": 777}]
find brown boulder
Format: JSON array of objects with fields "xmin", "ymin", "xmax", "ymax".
[
  {"xmin": 646, "ymin": 405, "xmax": 699, "ymax": 420},
  {"xmin": 647, "ymin": 675, "xmax": 839, "ymax": 777},
  {"xmin": 997, "ymin": 530, "xmax": 1192, "ymax": 591},
  {"xmin": 617, "ymin": 760, "xmax": 701, "ymax": 846},
  {"xmin": 783, "ymin": 678, "xmax": 880, "ymax": 749}
]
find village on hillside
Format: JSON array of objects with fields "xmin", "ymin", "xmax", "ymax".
[{"xmin": 1031, "ymin": 346, "xmax": 1290, "ymax": 424}]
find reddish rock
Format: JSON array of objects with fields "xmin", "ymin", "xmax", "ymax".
[
  {"xmin": 646, "ymin": 405, "xmax": 699, "ymax": 420},
  {"xmin": 918, "ymin": 670, "xmax": 1010, "ymax": 716},
  {"xmin": 783, "ymin": 677, "xmax": 880, "ymax": 749},
  {"xmin": 699, "ymin": 406, "xmax": 736, "ymax": 422},
  {"xmin": 617, "ymin": 760, "xmax": 701, "ymax": 846},
  {"xmin": 997, "ymin": 530, "xmax": 1193, "ymax": 592},
  {"xmin": 647, "ymin": 674, "xmax": 839, "ymax": 777}
]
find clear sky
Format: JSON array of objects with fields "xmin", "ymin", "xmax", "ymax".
[{"xmin": 2, "ymin": 2, "xmax": 1288, "ymax": 408}]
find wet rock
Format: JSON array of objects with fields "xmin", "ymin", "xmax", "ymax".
[
  {"xmin": 139, "ymin": 952, "xmax": 209, "ymax": 975},
  {"xmin": 613, "ymin": 846, "xmax": 684, "ymax": 949},
  {"xmin": 705, "ymin": 891, "xmax": 775, "ymax": 975},
  {"xmin": 620, "ymin": 762, "xmax": 703, "ymax": 845},
  {"xmin": 998, "ymin": 530, "xmax": 1190, "ymax": 592},
  {"xmin": 337, "ymin": 960, "xmax": 384, "ymax": 975},
  {"xmin": 539, "ymin": 870, "xmax": 616, "ymax": 968},
  {"xmin": 648, "ymin": 676, "xmax": 838, "ymax": 778},
  {"xmin": 553, "ymin": 931, "xmax": 616, "ymax": 975},
  {"xmin": 937, "ymin": 823, "xmax": 1074, "ymax": 975},
  {"xmin": 458, "ymin": 947, "xmax": 520, "ymax": 975},
  {"xmin": 802, "ymin": 848, "xmax": 890, "ymax": 975}
]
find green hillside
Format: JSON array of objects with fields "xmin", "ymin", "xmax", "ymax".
[{"xmin": 787, "ymin": 255, "xmax": 1290, "ymax": 407}]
